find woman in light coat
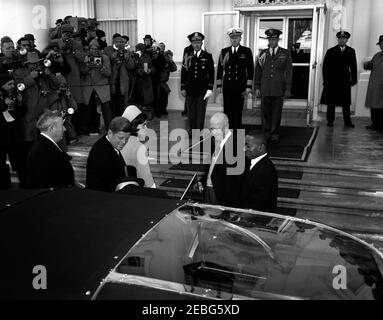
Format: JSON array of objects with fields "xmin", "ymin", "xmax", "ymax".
[{"xmin": 121, "ymin": 105, "xmax": 155, "ymax": 188}]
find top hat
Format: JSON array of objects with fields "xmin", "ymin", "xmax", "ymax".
[
  {"xmin": 336, "ymin": 30, "xmax": 351, "ymax": 39},
  {"xmin": 227, "ymin": 27, "xmax": 243, "ymax": 37},
  {"xmin": 265, "ymin": 29, "xmax": 282, "ymax": 39},
  {"xmin": 187, "ymin": 32, "xmax": 205, "ymax": 42}
]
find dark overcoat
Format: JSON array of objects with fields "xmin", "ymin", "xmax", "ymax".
[
  {"xmin": 364, "ymin": 51, "xmax": 383, "ymax": 109},
  {"xmin": 86, "ymin": 135, "xmax": 127, "ymax": 192},
  {"xmin": 238, "ymin": 156, "xmax": 278, "ymax": 213},
  {"xmin": 26, "ymin": 134, "xmax": 75, "ymax": 189},
  {"xmin": 320, "ymin": 45, "xmax": 357, "ymax": 106}
]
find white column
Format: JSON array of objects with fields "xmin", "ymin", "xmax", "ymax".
[
  {"xmin": 351, "ymin": 0, "xmax": 372, "ymax": 117},
  {"xmin": 137, "ymin": 0, "xmax": 153, "ymax": 42},
  {"xmin": 368, "ymin": 0, "xmax": 383, "ymax": 57}
]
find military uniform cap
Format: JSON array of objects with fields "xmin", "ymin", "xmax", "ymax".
[
  {"xmin": 227, "ymin": 27, "xmax": 243, "ymax": 37},
  {"xmin": 265, "ymin": 29, "xmax": 282, "ymax": 39},
  {"xmin": 336, "ymin": 31, "xmax": 351, "ymax": 39},
  {"xmin": 188, "ymin": 32, "xmax": 205, "ymax": 42}
]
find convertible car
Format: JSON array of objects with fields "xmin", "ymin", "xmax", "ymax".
[{"xmin": 1, "ymin": 188, "xmax": 382, "ymax": 300}]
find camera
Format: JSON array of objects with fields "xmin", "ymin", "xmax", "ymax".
[
  {"xmin": 87, "ymin": 55, "xmax": 103, "ymax": 67},
  {"xmin": 6, "ymin": 88, "xmax": 23, "ymax": 112},
  {"xmin": 115, "ymin": 49, "xmax": 127, "ymax": 64}
]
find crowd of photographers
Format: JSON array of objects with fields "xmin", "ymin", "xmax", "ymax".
[{"xmin": 0, "ymin": 16, "xmax": 176, "ymax": 189}]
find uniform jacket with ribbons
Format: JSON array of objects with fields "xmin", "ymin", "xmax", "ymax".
[
  {"xmin": 320, "ymin": 45, "xmax": 357, "ymax": 106},
  {"xmin": 217, "ymin": 45, "xmax": 254, "ymax": 93},
  {"xmin": 254, "ymin": 47, "xmax": 293, "ymax": 97},
  {"xmin": 181, "ymin": 50, "xmax": 214, "ymax": 96}
]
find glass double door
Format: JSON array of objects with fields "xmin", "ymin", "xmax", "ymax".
[{"xmin": 244, "ymin": 15, "xmax": 313, "ymax": 100}]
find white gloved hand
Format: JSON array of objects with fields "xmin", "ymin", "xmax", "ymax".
[{"xmin": 203, "ymin": 89, "xmax": 213, "ymax": 100}]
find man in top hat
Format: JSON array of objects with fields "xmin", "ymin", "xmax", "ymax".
[
  {"xmin": 363, "ymin": 35, "xmax": 383, "ymax": 131},
  {"xmin": 217, "ymin": 27, "xmax": 254, "ymax": 130},
  {"xmin": 255, "ymin": 28, "xmax": 292, "ymax": 143},
  {"xmin": 320, "ymin": 30, "xmax": 357, "ymax": 128},
  {"xmin": 181, "ymin": 32, "xmax": 214, "ymax": 131}
]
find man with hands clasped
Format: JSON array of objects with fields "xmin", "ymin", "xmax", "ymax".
[{"xmin": 255, "ymin": 29, "xmax": 293, "ymax": 144}]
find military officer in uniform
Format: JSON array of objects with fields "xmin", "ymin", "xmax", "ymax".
[
  {"xmin": 217, "ymin": 27, "xmax": 254, "ymax": 129},
  {"xmin": 255, "ymin": 29, "xmax": 292, "ymax": 143},
  {"xmin": 181, "ymin": 32, "xmax": 214, "ymax": 132},
  {"xmin": 320, "ymin": 31, "xmax": 357, "ymax": 128}
]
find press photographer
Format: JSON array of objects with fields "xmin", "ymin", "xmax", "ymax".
[
  {"xmin": 104, "ymin": 33, "xmax": 135, "ymax": 116},
  {"xmin": 55, "ymin": 24, "xmax": 86, "ymax": 122},
  {"xmin": 129, "ymin": 43, "xmax": 154, "ymax": 113},
  {"xmin": 0, "ymin": 36, "xmax": 27, "ymax": 74},
  {"xmin": 0, "ymin": 74, "xmax": 25, "ymax": 189},
  {"xmin": 13, "ymin": 51, "xmax": 61, "ymax": 187},
  {"xmin": 42, "ymin": 42, "xmax": 71, "ymax": 84},
  {"xmin": 79, "ymin": 39, "xmax": 113, "ymax": 134},
  {"xmin": 158, "ymin": 50, "xmax": 177, "ymax": 116}
]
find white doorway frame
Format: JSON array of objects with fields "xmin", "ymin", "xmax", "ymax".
[{"xmin": 233, "ymin": 3, "xmax": 326, "ymax": 124}]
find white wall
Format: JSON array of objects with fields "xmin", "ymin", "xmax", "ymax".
[
  {"xmin": 0, "ymin": 0, "xmax": 51, "ymax": 50},
  {"xmin": 49, "ymin": 0, "xmax": 95, "ymax": 27},
  {"xmin": 138, "ymin": 0, "xmax": 211, "ymax": 62}
]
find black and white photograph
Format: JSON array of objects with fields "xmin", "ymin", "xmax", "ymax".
[{"xmin": 1, "ymin": 0, "xmax": 383, "ymax": 304}]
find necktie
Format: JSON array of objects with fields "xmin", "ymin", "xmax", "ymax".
[{"xmin": 272, "ymin": 48, "xmax": 275, "ymax": 58}]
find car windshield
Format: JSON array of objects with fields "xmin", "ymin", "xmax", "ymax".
[{"xmin": 115, "ymin": 204, "xmax": 383, "ymax": 300}]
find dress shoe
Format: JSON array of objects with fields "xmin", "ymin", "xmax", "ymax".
[
  {"xmin": 327, "ymin": 123, "xmax": 334, "ymax": 127},
  {"xmin": 345, "ymin": 123, "xmax": 355, "ymax": 128},
  {"xmin": 181, "ymin": 111, "xmax": 187, "ymax": 116}
]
